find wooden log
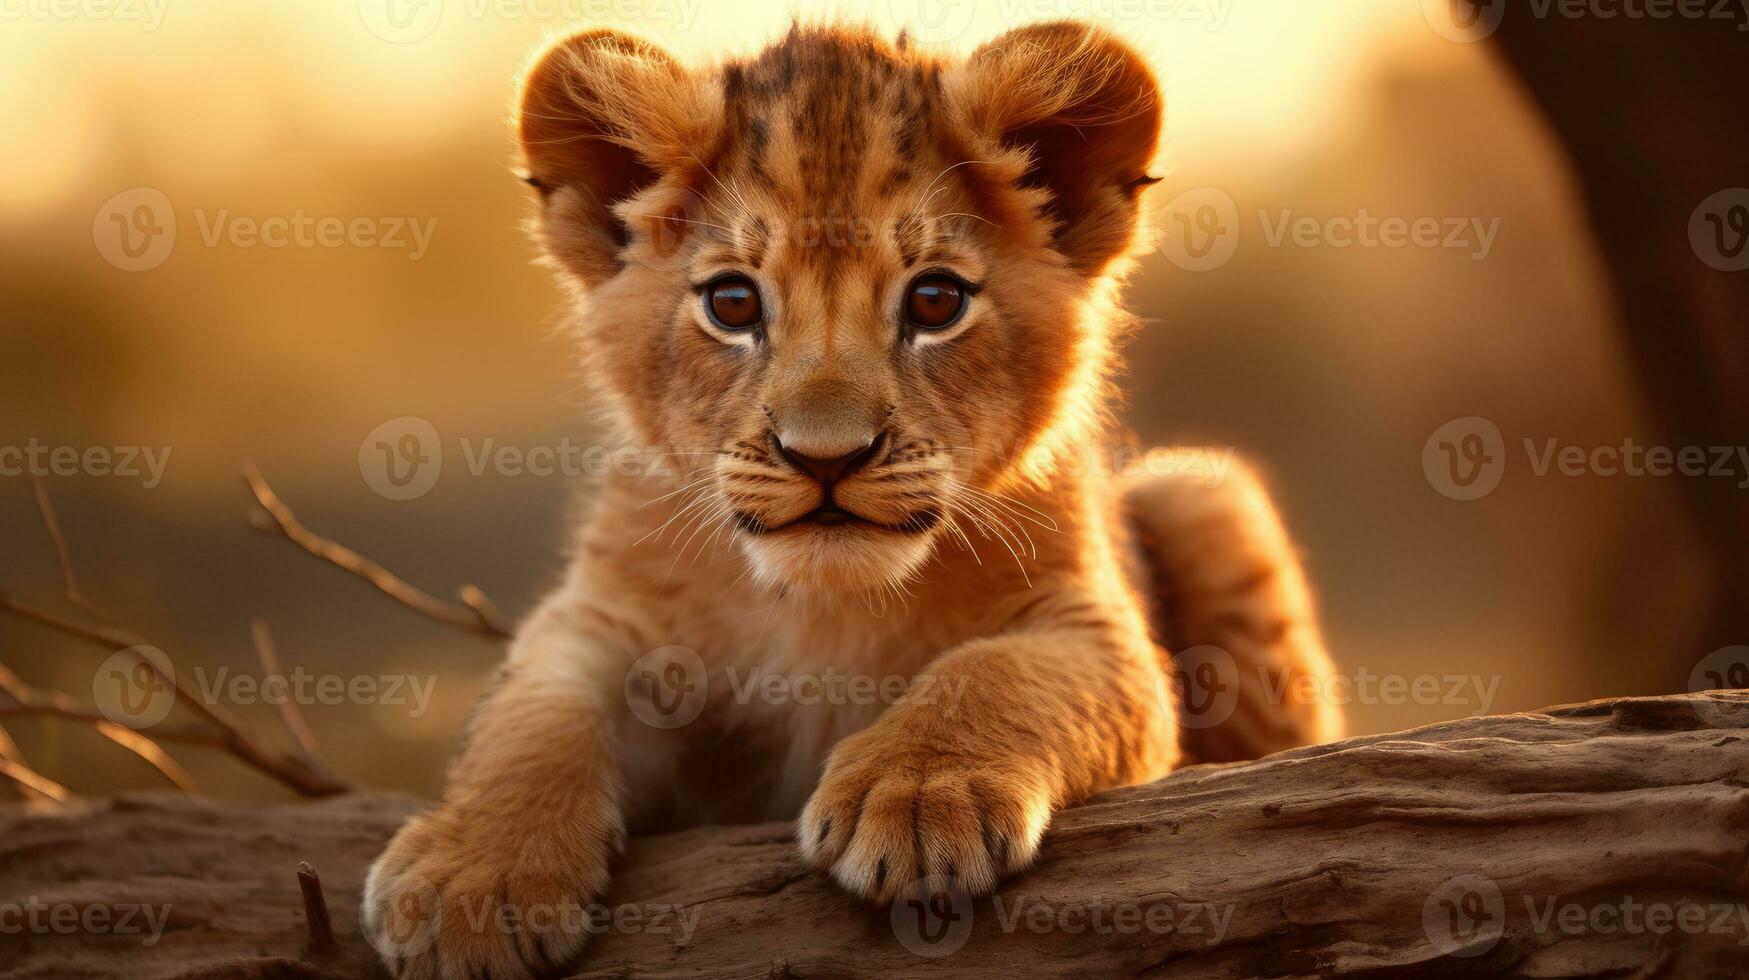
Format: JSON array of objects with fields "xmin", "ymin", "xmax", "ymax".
[{"xmin": 2, "ymin": 692, "xmax": 1746, "ymax": 978}]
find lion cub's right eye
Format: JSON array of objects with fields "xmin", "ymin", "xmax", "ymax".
[{"xmin": 703, "ymin": 275, "xmax": 764, "ymax": 331}]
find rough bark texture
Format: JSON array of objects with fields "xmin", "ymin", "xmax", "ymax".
[{"xmin": 3, "ymin": 692, "xmax": 1747, "ymax": 979}]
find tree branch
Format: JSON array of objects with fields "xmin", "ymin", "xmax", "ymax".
[
  {"xmin": 252, "ymin": 619, "xmax": 323, "ymax": 762},
  {"xmin": 26, "ymin": 475, "xmax": 104, "ymax": 623},
  {"xmin": 0, "ymin": 757, "xmax": 69, "ymax": 804},
  {"xmin": 3, "ymin": 693, "xmax": 1745, "ymax": 978},
  {"xmin": 0, "ymin": 662, "xmax": 198, "ymax": 793},
  {"xmin": 242, "ymin": 462, "xmax": 514, "ymax": 640}
]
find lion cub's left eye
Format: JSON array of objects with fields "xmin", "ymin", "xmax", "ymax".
[
  {"xmin": 904, "ymin": 274, "xmax": 970, "ymax": 330},
  {"xmin": 704, "ymin": 276, "xmax": 764, "ymax": 331}
]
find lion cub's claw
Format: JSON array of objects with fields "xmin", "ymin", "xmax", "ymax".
[
  {"xmin": 363, "ymin": 813, "xmax": 610, "ymax": 980},
  {"xmin": 798, "ymin": 744, "xmax": 1052, "ymax": 905}
]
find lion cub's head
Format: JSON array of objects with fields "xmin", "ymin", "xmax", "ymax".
[{"xmin": 518, "ymin": 22, "xmax": 1161, "ymax": 593}]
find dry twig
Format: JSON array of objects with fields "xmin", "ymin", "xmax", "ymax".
[
  {"xmin": 0, "ymin": 724, "xmax": 67, "ymax": 803},
  {"xmin": 0, "ymin": 757, "xmax": 69, "ymax": 803},
  {"xmin": 242, "ymin": 461, "xmax": 514, "ymax": 639},
  {"xmin": 27, "ymin": 475, "xmax": 104, "ymax": 622},
  {"xmin": 0, "ymin": 594, "xmax": 348, "ymax": 797},
  {"xmin": 2, "ymin": 465, "xmax": 512, "ymax": 801},
  {"xmin": 252, "ymin": 619, "xmax": 322, "ymax": 760},
  {"xmin": 0, "ymin": 661, "xmax": 197, "ymax": 793},
  {"xmin": 296, "ymin": 861, "xmax": 335, "ymax": 950},
  {"xmin": 1, "ymin": 479, "xmax": 346, "ymax": 798}
]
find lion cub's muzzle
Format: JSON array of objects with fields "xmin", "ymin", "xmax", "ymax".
[{"xmin": 724, "ymin": 427, "xmax": 944, "ymax": 537}]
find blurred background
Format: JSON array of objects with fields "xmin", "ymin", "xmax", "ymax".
[{"xmin": 1, "ymin": 0, "xmax": 1740, "ymax": 800}]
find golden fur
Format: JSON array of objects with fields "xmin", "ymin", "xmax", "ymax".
[{"xmin": 364, "ymin": 22, "xmax": 1342, "ymax": 978}]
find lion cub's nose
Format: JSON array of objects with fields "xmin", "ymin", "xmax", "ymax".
[{"xmin": 774, "ymin": 430, "xmax": 882, "ymax": 486}]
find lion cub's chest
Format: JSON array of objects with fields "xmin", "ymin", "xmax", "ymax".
[{"xmin": 619, "ymin": 599, "xmax": 972, "ymax": 829}]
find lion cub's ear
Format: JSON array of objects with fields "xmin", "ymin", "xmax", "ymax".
[
  {"xmin": 517, "ymin": 30, "xmax": 718, "ymax": 285},
  {"xmin": 949, "ymin": 22, "xmax": 1163, "ymax": 277}
]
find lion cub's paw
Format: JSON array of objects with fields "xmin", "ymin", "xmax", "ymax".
[
  {"xmin": 798, "ymin": 736, "xmax": 1053, "ymax": 904},
  {"xmin": 363, "ymin": 811, "xmax": 613, "ymax": 980}
]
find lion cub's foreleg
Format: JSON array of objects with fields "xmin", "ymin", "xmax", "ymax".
[
  {"xmin": 363, "ymin": 594, "xmax": 626, "ymax": 980},
  {"xmin": 798, "ymin": 612, "xmax": 1177, "ymax": 903}
]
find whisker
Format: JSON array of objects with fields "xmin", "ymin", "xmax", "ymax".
[
  {"xmin": 633, "ymin": 487, "xmax": 716, "ymax": 546},
  {"xmin": 639, "ymin": 470, "xmax": 719, "ymax": 509},
  {"xmin": 953, "ymin": 492, "xmax": 1032, "ymax": 587},
  {"xmin": 663, "ymin": 500, "xmax": 733, "ymax": 584},
  {"xmin": 959, "ymin": 484, "xmax": 1060, "ymax": 532},
  {"xmin": 630, "ymin": 213, "xmax": 737, "ymax": 236}
]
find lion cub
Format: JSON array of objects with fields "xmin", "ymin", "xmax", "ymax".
[{"xmin": 365, "ymin": 22, "xmax": 1341, "ymax": 978}]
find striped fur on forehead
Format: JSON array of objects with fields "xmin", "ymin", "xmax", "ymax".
[{"xmin": 707, "ymin": 25, "xmax": 968, "ymax": 247}]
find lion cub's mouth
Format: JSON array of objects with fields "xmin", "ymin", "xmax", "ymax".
[
  {"xmin": 801, "ymin": 505, "xmax": 853, "ymax": 527},
  {"xmin": 734, "ymin": 505, "xmax": 941, "ymax": 536}
]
